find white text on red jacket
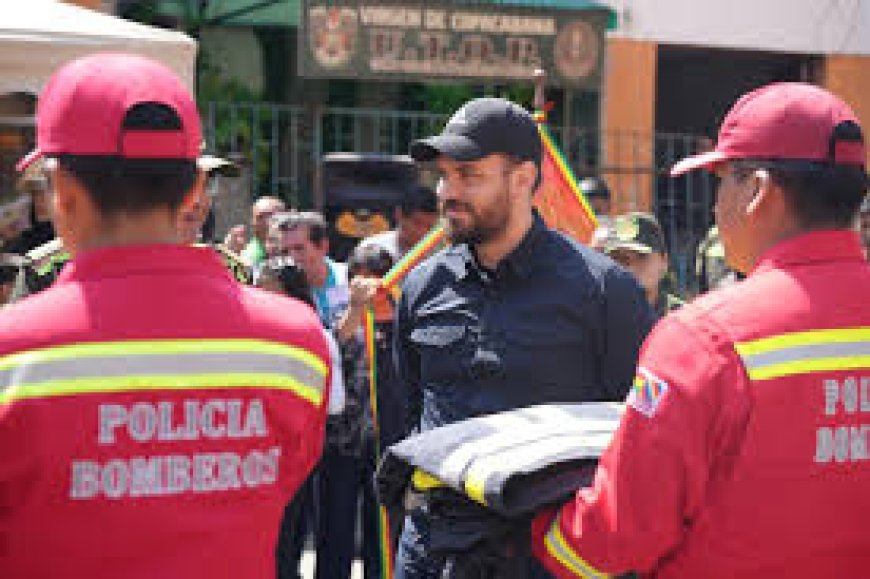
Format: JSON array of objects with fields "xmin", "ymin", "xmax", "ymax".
[
  {"xmin": 70, "ymin": 398, "xmax": 282, "ymax": 499},
  {"xmin": 816, "ymin": 377, "xmax": 870, "ymax": 463}
]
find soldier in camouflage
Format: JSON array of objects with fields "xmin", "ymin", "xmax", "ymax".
[
  {"xmin": 695, "ymin": 225, "xmax": 739, "ymax": 293},
  {"xmin": 8, "ymin": 155, "xmax": 250, "ymax": 302},
  {"xmin": 603, "ymin": 212, "xmax": 684, "ymax": 318}
]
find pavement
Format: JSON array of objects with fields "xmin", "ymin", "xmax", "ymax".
[{"xmin": 299, "ymin": 549, "xmax": 364, "ymax": 579}]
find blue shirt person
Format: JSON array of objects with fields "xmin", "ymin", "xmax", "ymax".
[{"xmin": 392, "ymin": 97, "xmax": 655, "ymax": 579}]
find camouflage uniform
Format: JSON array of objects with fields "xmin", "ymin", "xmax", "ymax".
[
  {"xmin": 9, "ymin": 239, "xmax": 250, "ymax": 303},
  {"xmin": 205, "ymin": 243, "xmax": 252, "ymax": 284},
  {"xmin": 9, "ymin": 238, "xmax": 67, "ymax": 302},
  {"xmin": 604, "ymin": 212, "xmax": 684, "ymax": 318},
  {"xmin": 695, "ymin": 226, "xmax": 737, "ymax": 293},
  {"xmin": 7, "ymin": 154, "xmax": 249, "ymax": 302},
  {"xmin": 655, "ymin": 281, "xmax": 685, "ymax": 318}
]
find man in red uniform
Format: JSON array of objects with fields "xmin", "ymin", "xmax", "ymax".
[
  {"xmin": 532, "ymin": 82, "xmax": 870, "ymax": 577},
  {"xmin": 0, "ymin": 53, "xmax": 330, "ymax": 578}
]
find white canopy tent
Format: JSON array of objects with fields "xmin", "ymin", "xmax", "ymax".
[{"xmin": 0, "ymin": 0, "xmax": 197, "ymax": 96}]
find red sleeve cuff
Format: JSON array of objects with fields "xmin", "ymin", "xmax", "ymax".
[{"xmin": 531, "ymin": 507, "xmax": 563, "ymax": 572}]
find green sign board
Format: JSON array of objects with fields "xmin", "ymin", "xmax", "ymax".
[{"xmin": 299, "ymin": 1, "xmax": 608, "ymax": 88}]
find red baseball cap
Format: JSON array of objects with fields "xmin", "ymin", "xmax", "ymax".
[
  {"xmin": 17, "ymin": 53, "xmax": 201, "ymax": 172},
  {"xmin": 671, "ymin": 82, "xmax": 865, "ymax": 176}
]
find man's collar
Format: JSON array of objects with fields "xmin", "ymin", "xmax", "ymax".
[
  {"xmin": 442, "ymin": 212, "xmax": 546, "ymax": 281},
  {"xmin": 751, "ymin": 229, "xmax": 865, "ymax": 275},
  {"xmin": 56, "ymin": 244, "xmax": 231, "ymax": 284}
]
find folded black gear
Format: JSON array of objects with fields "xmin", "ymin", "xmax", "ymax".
[{"xmin": 376, "ymin": 402, "xmax": 623, "ymax": 519}]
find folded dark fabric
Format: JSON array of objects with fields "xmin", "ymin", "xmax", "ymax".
[{"xmin": 376, "ymin": 402, "xmax": 623, "ymax": 519}]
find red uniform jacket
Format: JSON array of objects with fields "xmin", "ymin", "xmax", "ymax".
[
  {"xmin": 534, "ymin": 230, "xmax": 870, "ymax": 578},
  {"xmin": 0, "ymin": 245, "xmax": 330, "ymax": 578}
]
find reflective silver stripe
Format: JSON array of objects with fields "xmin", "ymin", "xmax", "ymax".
[
  {"xmin": 438, "ymin": 404, "xmax": 622, "ymax": 486},
  {"xmin": 0, "ymin": 351, "xmax": 324, "ymax": 394},
  {"xmin": 739, "ymin": 341, "xmax": 870, "ymax": 371},
  {"xmin": 544, "ymin": 520, "xmax": 609, "ymax": 578},
  {"xmin": 464, "ymin": 429, "xmax": 615, "ymax": 503}
]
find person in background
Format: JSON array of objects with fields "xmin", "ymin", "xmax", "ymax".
[
  {"xmin": 603, "ymin": 212, "xmax": 684, "ymax": 318},
  {"xmin": 242, "ymin": 195, "xmax": 286, "ymax": 267},
  {"xmin": 394, "ymin": 97, "xmax": 654, "ymax": 578},
  {"xmin": 256, "ymin": 255, "xmax": 345, "ymax": 418},
  {"xmin": 695, "ymin": 224, "xmax": 739, "ymax": 293},
  {"xmin": 264, "ymin": 211, "xmax": 295, "ymax": 263},
  {"xmin": 256, "ymin": 254, "xmax": 311, "ymax": 303},
  {"xmin": 359, "ymin": 184, "xmax": 439, "ymax": 260},
  {"xmin": 317, "ymin": 244, "xmax": 399, "ymax": 579},
  {"xmin": 0, "ymin": 253, "xmax": 24, "ymax": 305},
  {"xmin": 532, "ymin": 82, "xmax": 870, "ymax": 578},
  {"xmin": 0, "ymin": 52, "xmax": 331, "ymax": 579},
  {"xmin": 278, "ymin": 210, "xmax": 349, "ymax": 328},
  {"xmin": 224, "ymin": 223, "xmax": 247, "ymax": 255},
  {"xmin": 257, "ymin": 254, "xmax": 350, "ymax": 579},
  {"xmin": 270, "ymin": 211, "xmax": 350, "ymax": 579},
  {"xmin": 582, "ymin": 176, "xmax": 614, "ymax": 252},
  {"xmin": 3, "ymin": 160, "xmax": 55, "ymax": 255},
  {"xmin": 177, "ymin": 155, "xmax": 251, "ymax": 284},
  {"xmin": 8, "ymin": 154, "xmax": 248, "ymax": 302},
  {"xmin": 580, "ymin": 176, "xmax": 612, "ymax": 218}
]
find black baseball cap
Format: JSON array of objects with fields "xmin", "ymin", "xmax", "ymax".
[
  {"xmin": 604, "ymin": 212, "xmax": 667, "ymax": 255},
  {"xmin": 410, "ymin": 97, "xmax": 541, "ymax": 168}
]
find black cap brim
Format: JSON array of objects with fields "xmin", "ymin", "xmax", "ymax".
[{"xmin": 410, "ymin": 134, "xmax": 485, "ymax": 162}]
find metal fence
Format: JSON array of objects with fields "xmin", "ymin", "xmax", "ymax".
[
  {"xmin": 203, "ymin": 101, "xmax": 716, "ymax": 292},
  {"xmin": 203, "ymin": 102, "xmax": 447, "ymax": 208}
]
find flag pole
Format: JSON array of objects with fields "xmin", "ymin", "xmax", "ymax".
[
  {"xmin": 529, "ymin": 68, "xmax": 599, "ymax": 243},
  {"xmin": 533, "ymin": 68, "xmax": 547, "ymax": 118}
]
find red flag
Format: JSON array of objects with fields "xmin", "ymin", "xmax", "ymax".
[{"xmin": 533, "ymin": 119, "xmax": 598, "ymax": 244}]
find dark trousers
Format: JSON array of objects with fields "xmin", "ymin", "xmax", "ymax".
[
  {"xmin": 276, "ymin": 474, "xmax": 317, "ymax": 579},
  {"xmin": 315, "ymin": 439, "xmax": 383, "ymax": 579},
  {"xmin": 394, "ymin": 508, "xmax": 554, "ymax": 579}
]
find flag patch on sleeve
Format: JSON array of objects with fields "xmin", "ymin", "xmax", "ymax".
[{"xmin": 628, "ymin": 367, "xmax": 669, "ymax": 417}]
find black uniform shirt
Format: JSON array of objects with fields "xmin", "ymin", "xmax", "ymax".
[{"xmin": 394, "ymin": 213, "xmax": 656, "ymax": 436}]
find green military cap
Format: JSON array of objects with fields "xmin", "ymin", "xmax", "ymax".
[{"xmin": 604, "ymin": 212, "xmax": 667, "ymax": 255}]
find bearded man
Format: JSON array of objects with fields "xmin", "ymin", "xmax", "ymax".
[{"xmin": 391, "ymin": 97, "xmax": 655, "ymax": 578}]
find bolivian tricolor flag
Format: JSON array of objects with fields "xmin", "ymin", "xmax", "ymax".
[
  {"xmin": 380, "ymin": 224, "xmax": 447, "ymax": 297},
  {"xmin": 366, "ymin": 225, "xmax": 447, "ymax": 579},
  {"xmin": 532, "ymin": 111, "xmax": 598, "ymax": 244},
  {"xmin": 362, "ymin": 308, "xmax": 395, "ymax": 579}
]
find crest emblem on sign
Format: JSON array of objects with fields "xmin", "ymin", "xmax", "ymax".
[
  {"xmin": 309, "ymin": 7, "xmax": 358, "ymax": 69},
  {"xmin": 554, "ymin": 20, "xmax": 599, "ymax": 82}
]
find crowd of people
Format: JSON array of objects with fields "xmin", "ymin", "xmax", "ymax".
[
  {"xmin": 2, "ymin": 51, "xmax": 870, "ymax": 579},
  {"xmin": 225, "ymin": 189, "xmax": 439, "ymax": 579}
]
